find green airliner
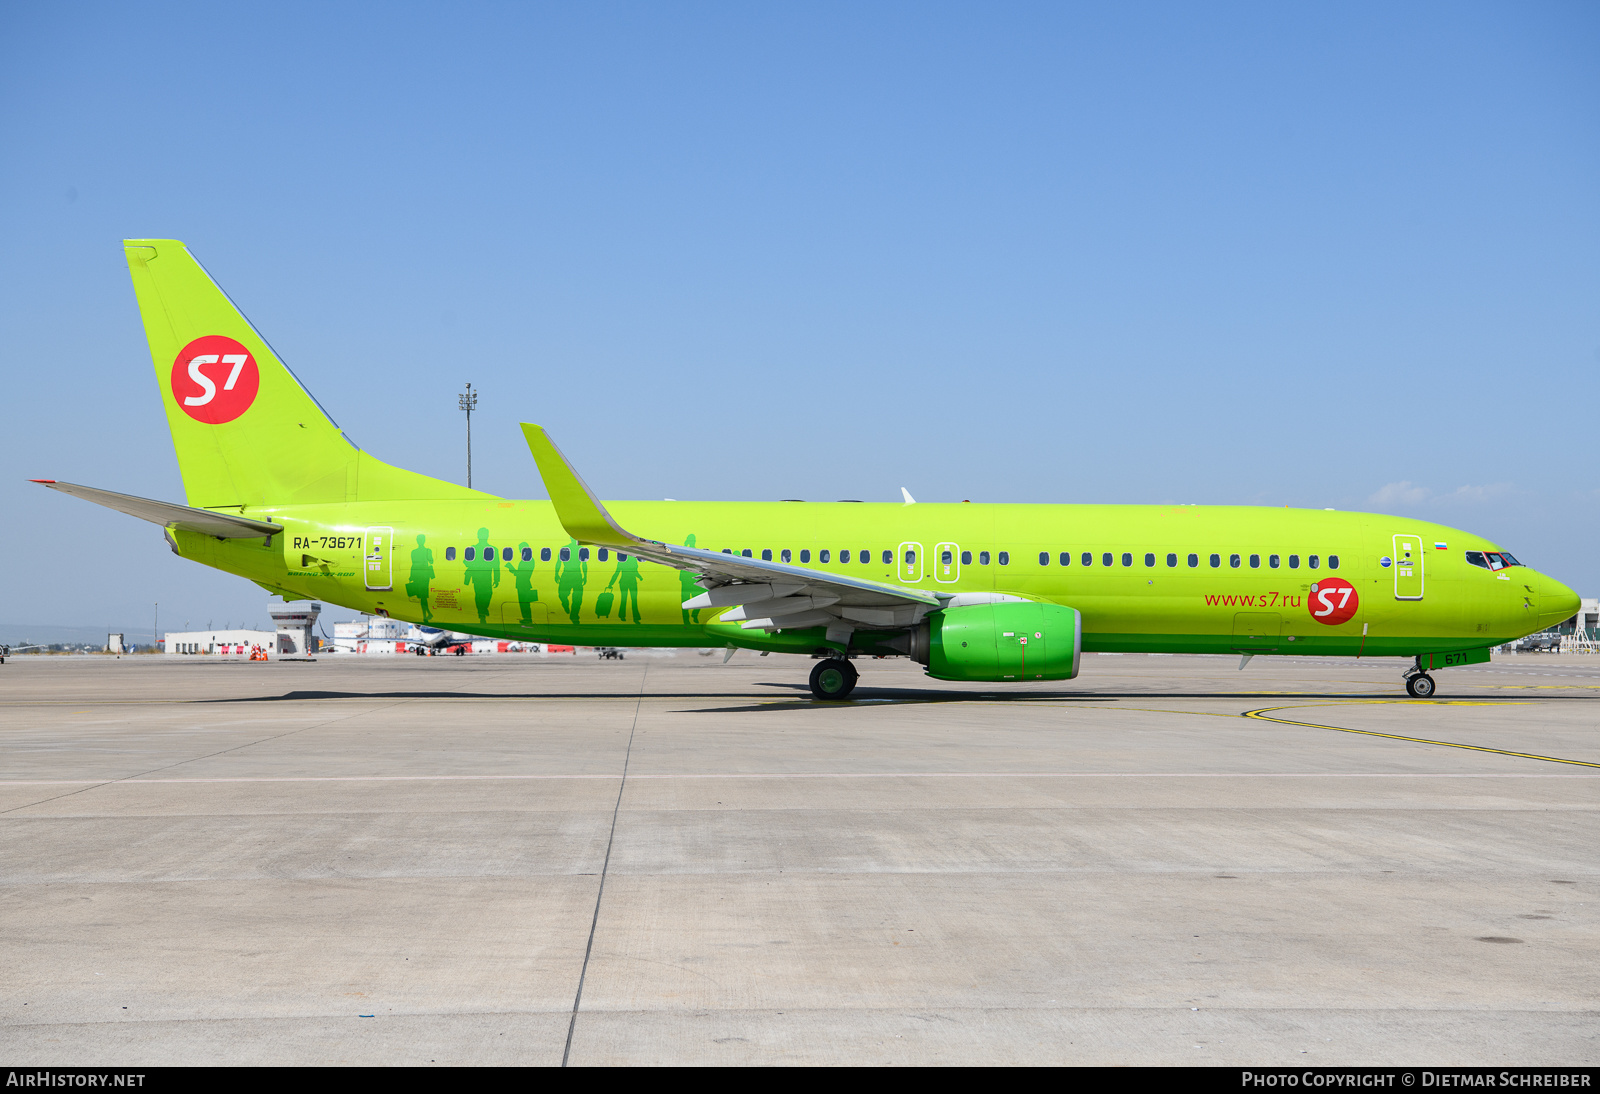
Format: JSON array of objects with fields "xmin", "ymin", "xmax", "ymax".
[{"xmin": 35, "ymin": 240, "xmax": 1580, "ymax": 699}]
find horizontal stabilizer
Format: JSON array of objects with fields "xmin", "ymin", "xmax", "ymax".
[{"xmin": 31, "ymin": 479, "xmax": 282, "ymax": 538}]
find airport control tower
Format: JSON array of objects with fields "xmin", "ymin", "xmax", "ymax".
[{"xmin": 269, "ymin": 603, "xmax": 322, "ymax": 660}]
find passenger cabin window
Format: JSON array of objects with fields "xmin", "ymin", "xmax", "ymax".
[
  {"xmin": 979, "ymin": 551, "xmax": 991, "ymax": 565},
  {"xmin": 1121, "ymin": 552, "xmax": 1132, "ymax": 567},
  {"xmin": 841, "ymin": 550, "xmax": 851, "ymax": 563},
  {"xmin": 1039, "ymin": 552, "xmax": 1050, "ymax": 566},
  {"xmin": 882, "ymin": 550, "xmax": 892, "ymax": 564},
  {"xmin": 819, "ymin": 550, "xmax": 830, "ymax": 562},
  {"xmin": 1309, "ymin": 555, "xmax": 1320, "ymax": 569},
  {"xmin": 1329, "ymin": 555, "xmax": 1340, "ymax": 569},
  {"xmin": 465, "ymin": 547, "xmax": 475, "ymax": 561},
  {"xmin": 598, "ymin": 548, "xmax": 609, "ymax": 562},
  {"xmin": 1288, "ymin": 554, "xmax": 1300, "ymax": 569},
  {"xmin": 1269, "ymin": 554, "xmax": 1279, "ymax": 568},
  {"xmin": 618, "ymin": 553, "xmax": 628, "ymax": 562},
  {"xmin": 1187, "ymin": 553, "xmax": 1198, "ymax": 567},
  {"xmin": 998, "ymin": 551, "xmax": 1009, "ymax": 565},
  {"xmin": 1208, "ymin": 553, "xmax": 1219, "ymax": 568},
  {"xmin": 1061, "ymin": 552, "xmax": 1071, "ymax": 566},
  {"xmin": 1166, "ymin": 553, "xmax": 1177, "ymax": 567},
  {"xmin": 800, "ymin": 549, "xmax": 811, "ymax": 563},
  {"xmin": 446, "ymin": 547, "xmax": 457, "ymax": 561},
  {"xmin": 1144, "ymin": 553, "xmax": 1155, "ymax": 567},
  {"xmin": 560, "ymin": 547, "xmax": 570, "ymax": 561},
  {"xmin": 781, "ymin": 549, "xmax": 791, "ymax": 563},
  {"xmin": 1082, "ymin": 552, "xmax": 1092, "ymax": 566},
  {"xmin": 1230, "ymin": 554, "xmax": 1240, "ymax": 568},
  {"xmin": 540, "ymin": 547, "xmax": 550, "ymax": 562},
  {"xmin": 579, "ymin": 548, "xmax": 590, "ymax": 561},
  {"xmin": 1249, "ymin": 554, "xmax": 1259, "ymax": 568},
  {"xmin": 761, "ymin": 549, "xmax": 772, "ymax": 561},
  {"xmin": 904, "ymin": 550, "xmax": 917, "ymax": 565},
  {"xmin": 961, "ymin": 550, "xmax": 972, "ymax": 565},
  {"xmin": 521, "ymin": 547, "xmax": 532, "ymax": 562},
  {"xmin": 740, "ymin": 549, "xmax": 751, "ymax": 558},
  {"xmin": 1102, "ymin": 552, "xmax": 1113, "ymax": 566},
  {"xmin": 942, "ymin": 550, "xmax": 953, "ymax": 565}
]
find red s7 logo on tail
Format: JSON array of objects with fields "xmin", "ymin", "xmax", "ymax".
[
  {"xmin": 171, "ymin": 336, "xmax": 259, "ymax": 423},
  {"xmin": 1308, "ymin": 578, "xmax": 1359, "ymax": 626}
]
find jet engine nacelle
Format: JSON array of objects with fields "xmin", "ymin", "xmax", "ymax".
[{"xmin": 907, "ymin": 602, "xmax": 1082, "ymax": 682}]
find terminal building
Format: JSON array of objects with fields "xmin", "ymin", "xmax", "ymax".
[
  {"xmin": 162, "ymin": 628, "xmax": 277, "ymax": 657},
  {"xmin": 164, "ymin": 604, "xmax": 323, "ymax": 658}
]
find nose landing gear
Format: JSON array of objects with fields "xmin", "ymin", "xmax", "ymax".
[
  {"xmin": 1408, "ymin": 658, "xmax": 1446, "ymax": 700},
  {"xmin": 1405, "ymin": 673, "xmax": 1436, "ymax": 698},
  {"xmin": 809, "ymin": 658, "xmax": 858, "ymax": 700}
]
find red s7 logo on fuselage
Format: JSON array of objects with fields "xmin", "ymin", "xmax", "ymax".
[
  {"xmin": 1309, "ymin": 578, "xmax": 1359, "ymax": 626},
  {"xmin": 171, "ymin": 336, "xmax": 260, "ymax": 424}
]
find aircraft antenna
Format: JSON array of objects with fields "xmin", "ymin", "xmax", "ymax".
[{"xmin": 459, "ymin": 382, "xmax": 478, "ymax": 488}]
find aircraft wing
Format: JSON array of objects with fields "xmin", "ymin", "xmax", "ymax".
[
  {"xmin": 521, "ymin": 424, "xmax": 942, "ymax": 641},
  {"xmin": 31, "ymin": 479, "xmax": 283, "ymax": 539}
]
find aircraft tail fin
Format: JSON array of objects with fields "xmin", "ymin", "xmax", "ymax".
[{"xmin": 124, "ymin": 239, "xmax": 486, "ymax": 509}]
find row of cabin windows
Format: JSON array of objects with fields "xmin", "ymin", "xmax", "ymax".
[
  {"xmin": 722, "ymin": 548, "xmax": 902, "ymax": 565},
  {"xmin": 441, "ymin": 546, "xmax": 630, "ymax": 563},
  {"xmin": 1036, "ymin": 551, "xmax": 1339, "ymax": 570},
  {"xmin": 436, "ymin": 545, "xmax": 1338, "ymax": 571}
]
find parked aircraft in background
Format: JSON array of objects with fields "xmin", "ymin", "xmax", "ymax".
[{"xmin": 34, "ymin": 241, "xmax": 1579, "ymax": 698}]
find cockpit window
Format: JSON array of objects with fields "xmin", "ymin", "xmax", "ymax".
[{"xmin": 1469, "ymin": 550, "xmax": 1519, "ymax": 571}]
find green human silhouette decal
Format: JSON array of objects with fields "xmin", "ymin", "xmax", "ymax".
[
  {"xmin": 554, "ymin": 537, "xmax": 588, "ymax": 625},
  {"xmin": 607, "ymin": 550, "xmax": 644, "ymax": 623},
  {"xmin": 406, "ymin": 533, "xmax": 436, "ymax": 624},
  {"xmin": 680, "ymin": 534, "xmax": 702, "ymax": 624},
  {"xmin": 506, "ymin": 541, "xmax": 539, "ymax": 625},
  {"xmin": 461, "ymin": 527, "xmax": 502, "ymax": 624}
]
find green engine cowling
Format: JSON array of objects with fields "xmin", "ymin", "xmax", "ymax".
[{"xmin": 908, "ymin": 602, "xmax": 1082, "ymax": 682}]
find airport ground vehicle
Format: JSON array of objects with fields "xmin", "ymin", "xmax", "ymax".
[{"xmin": 33, "ymin": 241, "xmax": 1581, "ymax": 699}]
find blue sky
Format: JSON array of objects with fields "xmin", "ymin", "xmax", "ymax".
[{"xmin": 2, "ymin": 1, "xmax": 1596, "ymax": 637}]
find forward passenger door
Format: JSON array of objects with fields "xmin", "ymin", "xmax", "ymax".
[{"xmin": 1392, "ymin": 534, "xmax": 1423, "ymax": 600}]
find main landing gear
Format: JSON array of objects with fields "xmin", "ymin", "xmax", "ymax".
[{"xmin": 809, "ymin": 658, "xmax": 858, "ymax": 700}]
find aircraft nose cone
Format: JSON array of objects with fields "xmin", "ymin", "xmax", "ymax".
[{"xmin": 1538, "ymin": 576, "xmax": 1581, "ymax": 629}]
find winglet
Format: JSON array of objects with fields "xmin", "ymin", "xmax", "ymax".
[{"xmin": 520, "ymin": 424, "xmax": 636, "ymax": 548}]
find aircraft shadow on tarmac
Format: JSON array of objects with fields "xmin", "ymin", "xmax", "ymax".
[{"xmin": 183, "ymin": 686, "xmax": 1585, "ymax": 708}]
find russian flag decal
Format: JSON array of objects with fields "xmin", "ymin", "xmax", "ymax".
[{"xmin": 1434, "ymin": 542, "xmax": 1448, "ymax": 550}]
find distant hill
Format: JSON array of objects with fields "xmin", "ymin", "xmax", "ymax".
[{"xmin": 0, "ymin": 623, "xmax": 159, "ymax": 647}]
